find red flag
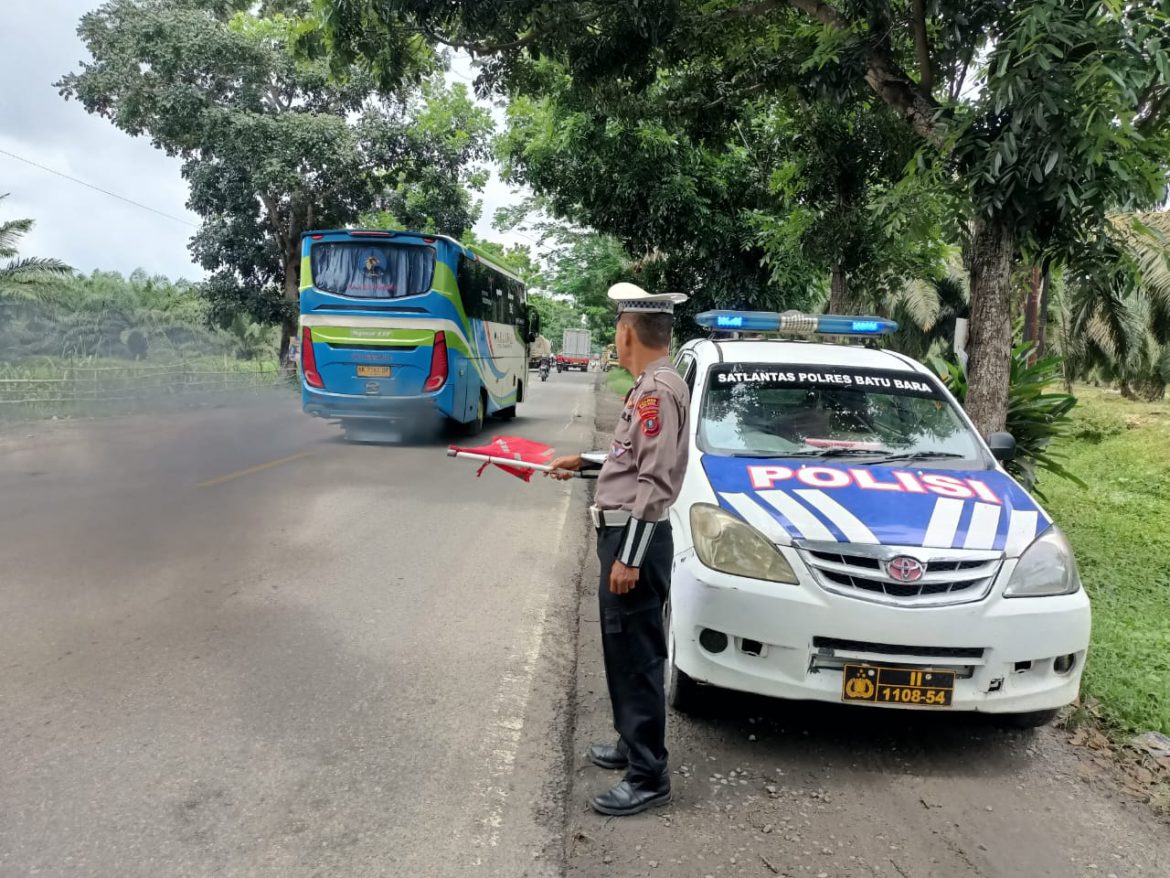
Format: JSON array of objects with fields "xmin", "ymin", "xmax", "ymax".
[{"xmin": 448, "ymin": 435, "xmax": 555, "ymax": 481}]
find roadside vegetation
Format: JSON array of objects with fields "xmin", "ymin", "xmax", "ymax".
[
  {"xmin": 1, "ymin": 201, "xmax": 283, "ymax": 419},
  {"xmin": 606, "ymin": 367, "xmax": 634, "ymax": 398},
  {"xmin": 1045, "ymin": 388, "xmax": 1170, "ymax": 736}
]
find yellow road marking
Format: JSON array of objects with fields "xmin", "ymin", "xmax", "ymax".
[{"xmin": 197, "ymin": 451, "xmax": 312, "ymax": 488}]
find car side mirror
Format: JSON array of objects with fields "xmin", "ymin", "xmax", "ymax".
[
  {"xmin": 525, "ymin": 306, "xmax": 541, "ymax": 343},
  {"xmin": 987, "ymin": 432, "xmax": 1016, "ymax": 462}
]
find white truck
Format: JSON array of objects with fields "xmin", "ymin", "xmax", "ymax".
[{"xmin": 559, "ymin": 328, "xmax": 592, "ymax": 372}]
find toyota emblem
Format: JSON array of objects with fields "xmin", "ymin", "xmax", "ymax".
[{"xmin": 887, "ymin": 556, "xmax": 926, "ymax": 583}]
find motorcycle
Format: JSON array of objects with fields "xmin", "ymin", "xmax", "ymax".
[{"xmin": 539, "ymin": 360, "xmax": 551, "ymax": 382}]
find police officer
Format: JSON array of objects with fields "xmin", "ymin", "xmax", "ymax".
[{"xmin": 548, "ymin": 282, "xmax": 690, "ymax": 816}]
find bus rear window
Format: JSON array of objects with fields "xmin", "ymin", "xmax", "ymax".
[{"xmin": 310, "ymin": 243, "xmax": 435, "ymax": 298}]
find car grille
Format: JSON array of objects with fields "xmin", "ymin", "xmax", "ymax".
[
  {"xmin": 801, "ymin": 546, "xmax": 1002, "ymax": 607},
  {"xmin": 808, "ymin": 637, "xmax": 983, "ymax": 677},
  {"xmin": 812, "ymin": 637, "xmax": 984, "ymax": 660}
]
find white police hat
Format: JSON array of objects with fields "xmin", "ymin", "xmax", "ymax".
[{"xmin": 608, "ymin": 282, "xmax": 688, "ymax": 314}]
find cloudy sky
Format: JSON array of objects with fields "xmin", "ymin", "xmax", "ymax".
[{"xmin": 0, "ymin": 2, "xmax": 529, "ymax": 282}]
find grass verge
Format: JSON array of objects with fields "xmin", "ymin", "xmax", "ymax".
[
  {"xmin": 1043, "ymin": 387, "xmax": 1170, "ymax": 736},
  {"xmin": 605, "ymin": 367, "xmax": 634, "ymax": 397},
  {"xmin": 0, "ymin": 355, "xmax": 286, "ymax": 421}
]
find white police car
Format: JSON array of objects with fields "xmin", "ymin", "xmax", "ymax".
[{"xmin": 665, "ymin": 310, "xmax": 1090, "ymax": 727}]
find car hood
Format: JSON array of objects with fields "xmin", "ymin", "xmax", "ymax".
[{"xmin": 699, "ymin": 455, "xmax": 1050, "ymax": 556}]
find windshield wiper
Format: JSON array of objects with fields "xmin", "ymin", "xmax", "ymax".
[
  {"xmin": 782, "ymin": 448, "xmax": 891, "ymax": 458},
  {"xmin": 861, "ymin": 451, "xmax": 967, "ymax": 465}
]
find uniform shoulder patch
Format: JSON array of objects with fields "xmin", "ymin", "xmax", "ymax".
[{"xmin": 636, "ymin": 395, "xmax": 661, "ymax": 436}]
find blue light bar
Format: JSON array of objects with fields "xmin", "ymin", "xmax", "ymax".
[
  {"xmin": 695, "ymin": 310, "xmax": 897, "ymax": 336},
  {"xmin": 695, "ymin": 310, "xmax": 782, "ymax": 332}
]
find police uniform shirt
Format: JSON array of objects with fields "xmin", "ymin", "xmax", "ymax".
[{"xmin": 594, "ymin": 356, "xmax": 690, "ymax": 567}]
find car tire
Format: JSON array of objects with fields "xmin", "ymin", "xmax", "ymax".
[
  {"xmin": 664, "ymin": 599, "xmax": 704, "ymax": 714},
  {"xmin": 995, "ymin": 708, "xmax": 1061, "ymax": 730}
]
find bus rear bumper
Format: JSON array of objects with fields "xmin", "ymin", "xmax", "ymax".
[{"xmin": 301, "ymin": 384, "xmax": 443, "ymax": 422}]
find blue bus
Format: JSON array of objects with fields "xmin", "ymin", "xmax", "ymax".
[{"xmin": 298, "ymin": 230, "xmax": 540, "ymax": 436}]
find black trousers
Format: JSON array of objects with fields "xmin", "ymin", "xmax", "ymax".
[{"xmin": 596, "ymin": 522, "xmax": 672, "ymax": 783}]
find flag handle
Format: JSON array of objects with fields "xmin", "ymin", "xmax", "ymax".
[{"xmin": 446, "ymin": 449, "xmax": 598, "ymax": 479}]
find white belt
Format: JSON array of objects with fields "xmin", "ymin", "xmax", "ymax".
[
  {"xmin": 589, "ymin": 507, "xmax": 668, "ymax": 528},
  {"xmin": 590, "ymin": 506, "xmax": 631, "ymax": 529}
]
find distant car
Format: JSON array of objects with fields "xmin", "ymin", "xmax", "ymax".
[{"xmin": 663, "ymin": 310, "xmax": 1090, "ymax": 729}]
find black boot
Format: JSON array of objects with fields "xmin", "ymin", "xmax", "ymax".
[
  {"xmin": 587, "ymin": 739, "xmax": 629, "ymax": 770},
  {"xmin": 590, "ymin": 774, "xmax": 671, "ymax": 816}
]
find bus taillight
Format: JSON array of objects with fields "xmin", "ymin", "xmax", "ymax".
[
  {"xmin": 301, "ymin": 326, "xmax": 324, "ymax": 388},
  {"xmin": 424, "ymin": 331, "xmax": 448, "ymax": 392}
]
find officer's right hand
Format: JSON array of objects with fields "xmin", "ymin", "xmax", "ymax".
[{"xmin": 545, "ymin": 454, "xmax": 583, "ymax": 480}]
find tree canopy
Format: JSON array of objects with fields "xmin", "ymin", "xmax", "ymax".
[
  {"xmin": 59, "ymin": 0, "xmax": 493, "ymax": 353},
  {"xmin": 315, "ymin": 0, "xmax": 1170, "ymax": 431}
]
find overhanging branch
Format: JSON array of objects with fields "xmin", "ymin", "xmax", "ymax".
[
  {"xmin": 719, "ymin": 0, "xmax": 788, "ymax": 18},
  {"xmin": 780, "ymin": 0, "xmax": 945, "ymax": 146},
  {"xmin": 418, "ymin": 11, "xmax": 603, "ymax": 56},
  {"xmin": 785, "ymin": 0, "xmax": 851, "ymax": 29},
  {"xmin": 1137, "ymin": 85, "xmax": 1170, "ymax": 136}
]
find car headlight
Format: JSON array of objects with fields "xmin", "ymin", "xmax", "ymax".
[
  {"xmin": 1004, "ymin": 527, "xmax": 1082, "ymax": 597},
  {"xmin": 689, "ymin": 503, "xmax": 798, "ymax": 584}
]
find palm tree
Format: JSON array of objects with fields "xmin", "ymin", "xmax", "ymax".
[
  {"xmin": 1055, "ymin": 212, "xmax": 1170, "ymax": 400},
  {"xmin": 880, "ymin": 252, "xmax": 969, "ymax": 362},
  {"xmin": 0, "ymin": 194, "xmax": 73, "ymax": 302}
]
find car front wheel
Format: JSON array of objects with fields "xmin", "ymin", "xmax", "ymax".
[
  {"xmin": 994, "ymin": 708, "xmax": 1061, "ymax": 730},
  {"xmin": 664, "ymin": 599, "xmax": 703, "ymax": 714}
]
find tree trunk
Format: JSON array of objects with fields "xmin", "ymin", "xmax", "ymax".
[
  {"xmin": 1122, "ymin": 378, "xmax": 1166, "ymax": 402},
  {"xmin": 965, "ymin": 218, "xmax": 1016, "ymax": 435},
  {"xmin": 1023, "ymin": 264, "xmax": 1041, "ymax": 362},
  {"xmin": 279, "ymin": 319, "xmax": 294, "ymax": 365},
  {"xmin": 829, "ymin": 263, "xmax": 849, "ymax": 313},
  {"xmin": 281, "ymin": 241, "xmax": 300, "ymax": 364},
  {"xmin": 1037, "ymin": 269, "xmax": 1051, "ymax": 357}
]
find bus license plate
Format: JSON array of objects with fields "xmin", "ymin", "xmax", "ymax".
[
  {"xmin": 842, "ymin": 664, "xmax": 955, "ymax": 708},
  {"xmin": 356, "ymin": 366, "xmax": 390, "ymax": 377}
]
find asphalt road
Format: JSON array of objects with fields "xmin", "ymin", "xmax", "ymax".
[
  {"xmin": 4, "ymin": 373, "xmax": 1169, "ymax": 878},
  {"xmin": 0, "ymin": 371, "xmax": 597, "ymax": 878}
]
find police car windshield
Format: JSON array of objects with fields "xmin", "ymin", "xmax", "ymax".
[{"xmin": 699, "ymin": 364, "xmax": 982, "ymax": 464}]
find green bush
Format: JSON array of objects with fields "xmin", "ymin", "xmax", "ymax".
[
  {"xmin": 1069, "ymin": 407, "xmax": 1126, "ymax": 444},
  {"xmin": 932, "ymin": 344, "xmax": 1084, "ymax": 496}
]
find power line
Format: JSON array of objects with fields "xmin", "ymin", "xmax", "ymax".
[
  {"xmin": 0, "ymin": 147, "xmax": 198, "ymax": 228},
  {"xmin": 1, "ymin": 145, "xmax": 551, "ymax": 250},
  {"xmin": 509, "ymin": 227, "xmax": 543, "ymax": 246}
]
